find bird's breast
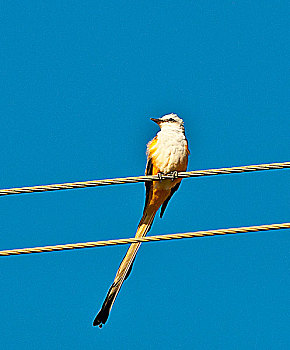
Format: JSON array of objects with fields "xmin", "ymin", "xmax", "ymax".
[{"xmin": 148, "ymin": 130, "xmax": 189, "ymax": 174}]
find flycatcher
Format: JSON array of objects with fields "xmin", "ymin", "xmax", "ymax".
[{"xmin": 93, "ymin": 113, "xmax": 189, "ymax": 328}]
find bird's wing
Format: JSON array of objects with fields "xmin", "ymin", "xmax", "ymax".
[{"xmin": 143, "ymin": 156, "xmax": 153, "ymax": 212}]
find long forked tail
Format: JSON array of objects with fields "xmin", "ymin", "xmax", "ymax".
[{"xmin": 93, "ymin": 208, "xmax": 156, "ymax": 328}]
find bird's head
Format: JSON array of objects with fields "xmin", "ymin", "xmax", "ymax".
[{"xmin": 150, "ymin": 113, "xmax": 184, "ymax": 130}]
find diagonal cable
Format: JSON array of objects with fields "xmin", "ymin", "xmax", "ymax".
[
  {"xmin": 0, "ymin": 161, "xmax": 289, "ymax": 197},
  {"xmin": 1, "ymin": 222, "xmax": 289, "ymax": 257}
]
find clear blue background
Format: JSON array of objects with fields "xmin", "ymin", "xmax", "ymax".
[{"xmin": 1, "ymin": 1, "xmax": 289, "ymax": 349}]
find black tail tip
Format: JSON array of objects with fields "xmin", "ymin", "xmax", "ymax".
[
  {"xmin": 93, "ymin": 313, "xmax": 106, "ymax": 328},
  {"xmin": 93, "ymin": 307, "xmax": 110, "ymax": 328},
  {"xmin": 93, "ymin": 318, "xmax": 103, "ymax": 328}
]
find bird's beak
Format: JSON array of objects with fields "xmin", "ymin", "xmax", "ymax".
[{"xmin": 150, "ymin": 118, "xmax": 161, "ymax": 125}]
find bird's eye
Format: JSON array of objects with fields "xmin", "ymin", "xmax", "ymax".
[{"xmin": 168, "ymin": 118, "xmax": 174, "ymax": 122}]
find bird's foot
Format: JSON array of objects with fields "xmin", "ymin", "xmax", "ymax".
[
  {"xmin": 157, "ymin": 172, "xmax": 164, "ymax": 181},
  {"xmin": 168, "ymin": 171, "xmax": 178, "ymax": 181}
]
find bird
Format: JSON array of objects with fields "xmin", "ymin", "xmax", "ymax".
[{"xmin": 93, "ymin": 113, "xmax": 189, "ymax": 328}]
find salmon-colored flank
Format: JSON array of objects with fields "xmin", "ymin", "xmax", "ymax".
[{"xmin": 186, "ymin": 141, "xmax": 190, "ymax": 155}]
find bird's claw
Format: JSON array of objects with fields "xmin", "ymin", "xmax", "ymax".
[
  {"xmin": 157, "ymin": 171, "xmax": 178, "ymax": 181},
  {"xmin": 157, "ymin": 172, "xmax": 163, "ymax": 181},
  {"xmin": 168, "ymin": 171, "xmax": 178, "ymax": 181}
]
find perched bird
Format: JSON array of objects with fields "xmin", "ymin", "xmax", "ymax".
[{"xmin": 93, "ymin": 113, "xmax": 189, "ymax": 328}]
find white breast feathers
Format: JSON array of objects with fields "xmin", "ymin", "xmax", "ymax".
[{"xmin": 148, "ymin": 124, "xmax": 188, "ymax": 174}]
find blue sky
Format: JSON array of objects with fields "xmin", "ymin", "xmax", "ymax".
[{"xmin": 1, "ymin": 1, "xmax": 289, "ymax": 349}]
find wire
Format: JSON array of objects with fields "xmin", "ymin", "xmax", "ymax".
[
  {"xmin": 0, "ymin": 161, "xmax": 289, "ymax": 197},
  {"xmin": 1, "ymin": 222, "xmax": 289, "ymax": 257}
]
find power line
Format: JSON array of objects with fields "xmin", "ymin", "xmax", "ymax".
[
  {"xmin": 0, "ymin": 161, "xmax": 289, "ymax": 197},
  {"xmin": 1, "ymin": 222, "xmax": 289, "ymax": 257}
]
